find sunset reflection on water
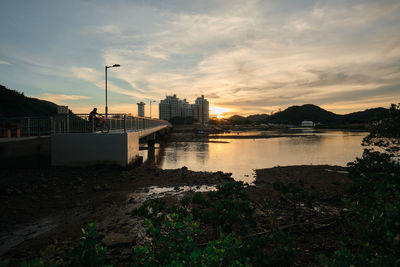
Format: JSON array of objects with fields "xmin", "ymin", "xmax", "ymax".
[{"xmin": 154, "ymin": 131, "xmax": 367, "ymax": 183}]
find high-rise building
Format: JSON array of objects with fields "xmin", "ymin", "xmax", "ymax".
[
  {"xmin": 159, "ymin": 94, "xmax": 177, "ymax": 120},
  {"xmin": 137, "ymin": 102, "xmax": 145, "ymax": 117},
  {"xmin": 182, "ymin": 99, "xmax": 193, "ymax": 117},
  {"xmin": 158, "ymin": 94, "xmax": 209, "ymax": 123},
  {"xmin": 193, "ymin": 95, "xmax": 209, "ymax": 124}
]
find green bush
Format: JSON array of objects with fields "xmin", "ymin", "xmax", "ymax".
[
  {"xmin": 68, "ymin": 223, "xmax": 109, "ymax": 267},
  {"xmin": 320, "ymin": 103, "xmax": 400, "ymax": 266},
  {"xmin": 133, "ymin": 213, "xmax": 295, "ymax": 266}
]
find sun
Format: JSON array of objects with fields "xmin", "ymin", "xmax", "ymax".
[{"xmin": 210, "ymin": 106, "xmax": 230, "ymax": 119}]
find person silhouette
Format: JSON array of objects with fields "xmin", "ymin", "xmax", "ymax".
[{"xmin": 89, "ymin": 108, "xmax": 100, "ymax": 124}]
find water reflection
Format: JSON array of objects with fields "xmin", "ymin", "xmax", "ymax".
[
  {"xmin": 142, "ymin": 130, "xmax": 367, "ymax": 183},
  {"xmin": 139, "ymin": 145, "xmax": 160, "ymax": 165}
]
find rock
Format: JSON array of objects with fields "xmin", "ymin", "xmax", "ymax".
[
  {"xmin": 135, "ymin": 225, "xmax": 148, "ymax": 244},
  {"xmin": 6, "ymin": 188, "xmax": 14, "ymax": 195},
  {"xmin": 76, "ymin": 189, "xmax": 84, "ymax": 194},
  {"xmin": 93, "ymin": 185, "xmax": 101, "ymax": 192},
  {"xmin": 102, "ymin": 184, "xmax": 110, "ymax": 191},
  {"xmin": 102, "ymin": 233, "xmax": 134, "ymax": 248}
]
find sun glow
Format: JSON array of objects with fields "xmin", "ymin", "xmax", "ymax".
[{"xmin": 210, "ymin": 106, "xmax": 230, "ymax": 119}]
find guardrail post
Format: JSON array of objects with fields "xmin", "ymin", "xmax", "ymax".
[
  {"xmin": 66, "ymin": 114, "xmax": 70, "ymax": 133},
  {"xmin": 27, "ymin": 117, "xmax": 31, "ymax": 137},
  {"xmin": 50, "ymin": 117, "xmax": 55, "ymax": 134},
  {"xmin": 124, "ymin": 114, "xmax": 127, "ymax": 132}
]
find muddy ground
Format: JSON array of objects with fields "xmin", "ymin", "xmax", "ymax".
[{"xmin": 0, "ymin": 163, "xmax": 351, "ymax": 266}]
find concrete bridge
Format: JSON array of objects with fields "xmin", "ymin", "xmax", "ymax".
[{"xmin": 51, "ymin": 114, "xmax": 171, "ymax": 167}]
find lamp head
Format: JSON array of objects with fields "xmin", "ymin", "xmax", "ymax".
[{"xmin": 106, "ymin": 64, "xmax": 121, "ymax": 68}]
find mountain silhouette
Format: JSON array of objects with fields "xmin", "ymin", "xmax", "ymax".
[
  {"xmin": 0, "ymin": 84, "xmax": 58, "ymax": 117},
  {"xmin": 227, "ymin": 104, "xmax": 388, "ymax": 125},
  {"xmin": 269, "ymin": 104, "xmax": 339, "ymax": 124}
]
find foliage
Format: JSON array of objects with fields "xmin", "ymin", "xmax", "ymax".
[
  {"xmin": 320, "ymin": 103, "xmax": 400, "ymax": 266},
  {"xmin": 192, "ymin": 182, "xmax": 255, "ymax": 234},
  {"xmin": 68, "ymin": 223, "xmax": 109, "ymax": 267},
  {"xmin": 0, "ymin": 260, "xmax": 9, "ymax": 267},
  {"xmin": 362, "ymin": 103, "xmax": 400, "ymax": 154},
  {"xmin": 132, "ymin": 213, "xmax": 295, "ymax": 266},
  {"xmin": 14, "ymin": 224, "xmax": 107, "ymax": 267},
  {"xmin": 9, "ymin": 245, "xmax": 63, "ymax": 267},
  {"xmin": 133, "ymin": 182, "xmax": 256, "ymax": 234},
  {"xmin": 132, "ymin": 198, "xmax": 167, "ymax": 223},
  {"xmin": 272, "ymin": 180, "xmax": 316, "ymax": 207},
  {"xmin": 133, "ymin": 213, "xmax": 201, "ymax": 266},
  {"xmin": 131, "ymin": 181, "xmax": 295, "ymax": 266}
]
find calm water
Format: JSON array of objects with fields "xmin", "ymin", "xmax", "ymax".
[{"xmin": 142, "ymin": 130, "xmax": 367, "ymax": 183}]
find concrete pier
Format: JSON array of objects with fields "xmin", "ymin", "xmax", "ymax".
[
  {"xmin": 51, "ymin": 125, "xmax": 168, "ymax": 167},
  {"xmin": 51, "ymin": 132, "xmax": 139, "ymax": 166}
]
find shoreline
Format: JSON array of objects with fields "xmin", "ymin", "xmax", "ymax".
[
  {"xmin": 0, "ymin": 163, "xmax": 350, "ymax": 265},
  {"xmin": 167, "ymin": 129, "xmax": 368, "ymax": 142}
]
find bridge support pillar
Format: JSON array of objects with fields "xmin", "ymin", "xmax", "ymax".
[{"xmin": 147, "ymin": 133, "xmax": 156, "ymax": 148}]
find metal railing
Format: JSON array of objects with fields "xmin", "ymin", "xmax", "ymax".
[{"xmin": 0, "ymin": 114, "xmax": 171, "ymax": 137}]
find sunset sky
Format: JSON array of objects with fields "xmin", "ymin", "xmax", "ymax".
[{"xmin": 0, "ymin": 0, "xmax": 399, "ymax": 117}]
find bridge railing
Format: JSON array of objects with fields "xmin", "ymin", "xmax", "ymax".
[
  {"xmin": 0, "ymin": 114, "xmax": 170, "ymax": 137},
  {"xmin": 71, "ymin": 114, "xmax": 170, "ymax": 133}
]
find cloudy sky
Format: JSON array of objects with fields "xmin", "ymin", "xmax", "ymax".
[{"xmin": 0, "ymin": 0, "xmax": 399, "ymax": 117}]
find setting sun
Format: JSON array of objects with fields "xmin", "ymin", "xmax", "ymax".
[{"xmin": 210, "ymin": 106, "xmax": 230, "ymax": 119}]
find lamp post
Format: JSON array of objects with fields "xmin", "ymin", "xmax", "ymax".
[
  {"xmin": 149, "ymin": 100, "xmax": 156, "ymax": 118},
  {"xmin": 105, "ymin": 64, "xmax": 120, "ymax": 117}
]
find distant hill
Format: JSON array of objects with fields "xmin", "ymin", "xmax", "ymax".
[
  {"xmin": 246, "ymin": 114, "xmax": 269, "ymax": 123},
  {"xmin": 342, "ymin": 108, "xmax": 388, "ymax": 124},
  {"xmin": 228, "ymin": 115, "xmax": 248, "ymax": 121},
  {"xmin": 227, "ymin": 104, "xmax": 388, "ymax": 125},
  {"xmin": 269, "ymin": 104, "xmax": 339, "ymax": 124},
  {"xmin": 0, "ymin": 84, "xmax": 58, "ymax": 117}
]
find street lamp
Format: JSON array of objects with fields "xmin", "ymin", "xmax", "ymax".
[
  {"xmin": 105, "ymin": 64, "xmax": 120, "ymax": 117},
  {"xmin": 149, "ymin": 100, "xmax": 156, "ymax": 118}
]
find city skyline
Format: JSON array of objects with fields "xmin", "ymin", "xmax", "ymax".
[
  {"xmin": 159, "ymin": 94, "xmax": 209, "ymax": 123},
  {"xmin": 0, "ymin": 0, "xmax": 399, "ymax": 118}
]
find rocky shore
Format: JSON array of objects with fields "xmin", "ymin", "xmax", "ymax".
[{"xmin": 0, "ymin": 163, "xmax": 350, "ymax": 265}]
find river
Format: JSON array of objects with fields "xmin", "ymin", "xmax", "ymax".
[{"xmin": 140, "ymin": 130, "xmax": 368, "ymax": 183}]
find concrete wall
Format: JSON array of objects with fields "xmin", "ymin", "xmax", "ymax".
[
  {"xmin": 51, "ymin": 132, "xmax": 140, "ymax": 167},
  {"xmin": 127, "ymin": 131, "xmax": 139, "ymax": 165},
  {"xmin": 0, "ymin": 136, "xmax": 51, "ymax": 168}
]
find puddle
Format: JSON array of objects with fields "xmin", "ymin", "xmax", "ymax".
[
  {"xmin": 324, "ymin": 169, "xmax": 349, "ymax": 174},
  {"xmin": 127, "ymin": 185, "xmax": 217, "ymax": 205},
  {"xmin": 0, "ymin": 217, "xmax": 58, "ymax": 256}
]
